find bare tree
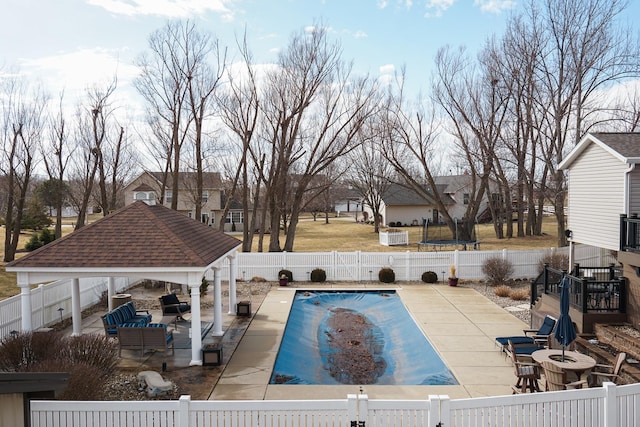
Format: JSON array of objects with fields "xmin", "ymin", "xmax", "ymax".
[
  {"xmin": 42, "ymin": 91, "xmax": 76, "ymax": 238},
  {"xmin": 136, "ymin": 21, "xmax": 192, "ymax": 211},
  {"xmin": 0, "ymin": 75, "xmax": 48, "ymax": 261},
  {"xmin": 217, "ymin": 33, "xmax": 261, "ymax": 251},
  {"xmin": 72, "ymin": 80, "xmax": 118, "ymax": 229},
  {"xmin": 136, "ymin": 20, "xmax": 225, "ymax": 216},
  {"xmin": 346, "ymin": 127, "xmax": 395, "ymax": 233},
  {"xmin": 259, "ymin": 25, "xmax": 379, "ymax": 252},
  {"xmin": 531, "ymin": 0, "xmax": 639, "ymax": 246}
]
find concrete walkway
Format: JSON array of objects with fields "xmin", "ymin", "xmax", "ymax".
[{"xmin": 71, "ymin": 282, "xmax": 530, "ymax": 400}]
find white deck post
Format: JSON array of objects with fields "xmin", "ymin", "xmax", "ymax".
[
  {"xmin": 189, "ymin": 275, "xmax": 203, "ymax": 366},
  {"xmin": 71, "ymin": 278, "xmax": 82, "ymax": 336},
  {"xmin": 18, "ymin": 278, "xmax": 32, "ymax": 331},
  {"xmin": 213, "ymin": 267, "xmax": 223, "ymax": 336},
  {"xmin": 228, "ymin": 254, "xmax": 237, "ymax": 314},
  {"xmin": 107, "ymin": 277, "xmax": 116, "ymax": 311}
]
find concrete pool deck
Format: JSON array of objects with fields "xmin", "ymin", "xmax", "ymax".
[
  {"xmin": 69, "ymin": 282, "xmax": 529, "ymax": 399},
  {"xmin": 209, "ymin": 283, "xmax": 528, "ymax": 400}
]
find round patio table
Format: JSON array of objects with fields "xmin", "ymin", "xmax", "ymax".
[{"xmin": 532, "ymin": 349, "xmax": 596, "ymax": 382}]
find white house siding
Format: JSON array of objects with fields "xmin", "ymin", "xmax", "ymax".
[
  {"xmin": 384, "ymin": 206, "xmax": 428, "ymax": 227},
  {"xmin": 628, "ymin": 167, "xmax": 640, "ymax": 216},
  {"xmin": 567, "ymin": 143, "xmax": 626, "ymax": 251}
]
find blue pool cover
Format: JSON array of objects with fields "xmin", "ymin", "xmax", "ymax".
[{"xmin": 269, "ymin": 290, "xmax": 458, "ymax": 385}]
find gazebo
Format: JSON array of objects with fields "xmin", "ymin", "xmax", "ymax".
[{"xmin": 5, "ymin": 201, "xmax": 242, "ymax": 366}]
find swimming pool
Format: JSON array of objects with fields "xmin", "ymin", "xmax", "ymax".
[{"xmin": 269, "ymin": 290, "xmax": 458, "ymax": 385}]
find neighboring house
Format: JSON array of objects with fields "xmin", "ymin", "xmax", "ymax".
[
  {"xmin": 334, "ymin": 187, "xmax": 362, "ymax": 216},
  {"xmin": 435, "ymin": 175, "xmax": 494, "ymax": 221},
  {"xmin": 558, "ymin": 131, "xmax": 640, "ymax": 327},
  {"xmin": 123, "ymin": 171, "xmax": 245, "ymax": 232},
  {"xmin": 363, "ymin": 175, "xmax": 493, "ymax": 227}
]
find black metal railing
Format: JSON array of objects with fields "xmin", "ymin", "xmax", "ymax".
[
  {"xmin": 620, "ymin": 213, "xmax": 640, "ymax": 252},
  {"xmin": 530, "ymin": 264, "xmax": 626, "ymax": 313}
]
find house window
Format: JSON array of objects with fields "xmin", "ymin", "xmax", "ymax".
[
  {"xmin": 201, "ymin": 191, "xmax": 209, "ymax": 203},
  {"xmin": 463, "ymin": 193, "xmax": 470, "ymax": 205},
  {"xmin": 134, "ymin": 191, "xmax": 155, "ymax": 204},
  {"xmin": 226, "ymin": 211, "xmax": 243, "ymax": 224},
  {"xmin": 165, "ymin": 191, "xmax": 172, "ymax": 204},
  {"xmin": 210, "ymin": 212, "xmax": 215, "ymax": 225},
  {"xmin": 201, "ymin": 213, "xmax": 209, "ymax": 224}
]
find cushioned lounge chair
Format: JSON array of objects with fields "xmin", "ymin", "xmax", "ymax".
[
  {"xmin": 495, "ymin": 315, "xmax": 556, "ymax": 353},
  {"xmin": 159, "ymin": 293, "xmax": 191, "ymax": 320}
]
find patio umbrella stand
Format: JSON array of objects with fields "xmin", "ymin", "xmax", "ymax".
[{"xmin": 554, "ymin": 276, "xmax": 577, "ymax": 362}]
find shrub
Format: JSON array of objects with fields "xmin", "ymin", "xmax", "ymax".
[
  {"xmin": 310, "ymin": 268, "xmax": 327, "ymax": 282},
  {"xmin": 0, "ymin": 331, "xmax": 64, "ymax": 372},
  {"xmin": 0, "ymin": 332, "xmax": 118, "ymax": 400},
  {"xmin": 421, "ymin": 271, "xmax": 438, "ymax": 283},
  {"xmin": 510, "ymin": 288, "xmax": 530, "ymax": 301},
  {"xmin": 378, "ymin": 267, "xmax": 395, "ymax": 283},
  {"xmin": 482, "ymin": 257, "xmax": 514, "ymax": 286},
  {"xmin": 537, "ymin": 251, "xmax": 570, "ymax": 273},
  {"xmin": 62, "ymin": 334, "xmax": 119, "ymax": 375},
  {"xmin": 25, "ymin": 228, "xmax": 56, "ymax": 251},
  {"xmin": 200, "ymin": 276, "xmax": 210, "ymax": 296},
  {"xmin": 278, "ymin": 269, "xmax": 293, "ymax": 282},
  {"xmin": 494, "ymin": 285, "xmax": 512, "ymax": 297}
]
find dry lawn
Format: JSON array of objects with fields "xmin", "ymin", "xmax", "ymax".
[
  {"xmin": 273, "ymin": 215, "xmax": 559, "ymax": 252},
  {"xmin": 0, "ymin": 214, "xmax": 559, "ymax": 299}
]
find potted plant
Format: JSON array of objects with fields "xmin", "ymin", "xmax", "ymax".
[
  {"xmin": 279, "ymin": 274, "xmax": 288, "ymax": 286},
  {"xmin": 448, "ymin": 265, "xmax": 458, "ymax": 286}
]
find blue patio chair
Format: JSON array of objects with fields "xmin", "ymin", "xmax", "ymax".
[{"xmin": 495, "ymin": 315, "xmax": 556, "ymax": 354}]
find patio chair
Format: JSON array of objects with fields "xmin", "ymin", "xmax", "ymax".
[
  {"xmin": 495, "ymin": 315, "xmax": 556, "ymax": 354},
  {"xmin": 508, "ymin": 341, "xmax": 541, "ymax": 393},
  {"xmin": 588, "ymin": 352, "xmax": 626, "ymax": 387},
  {"xmin": 540, "ymin": 361, "xmax": 587, "ymax": 391},
  {"xmin": 159, "ymin": 293, "xmax": 191, "ymax": 320}
]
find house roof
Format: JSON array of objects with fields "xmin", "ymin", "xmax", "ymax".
[
  {"xmin": 6, "ymin": 201, "xmax": 241, "ymax": 269},
  {"xmin": 147, "ymin": 171, "xmax": 223, "ymax": 189},
  {"xmin": 382, "ymin": 183, "xmax": 454, "ymax": 206},
  {"xmin": 434, "ymin": 174, "xmax": 476, "ymax": 194},
  {"xmin": 133, "ymin": 183, "xmax": 155, "ymax": 192},
  {"xmin": 559, "ymin": 132, "xmax": 640, "ymax": 169}
]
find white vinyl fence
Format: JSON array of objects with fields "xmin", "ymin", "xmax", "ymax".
[
  {"xmin": 227, "ymin": 244, "xmax": 615, "ymax": 283},
  {"xmin": 379, "ymin": 230, "xmax": 409, "ymax": 246},
  {"xmin": 0, "ymin": 277, "xmax": 130, "ymax": 338},
  {"xmin": 30, "ymin": 382, "xmax": 640, "ymax": 427},
  {"xmin": 0, "ymin": 245, "xmax": 614, "ymax": 339}
]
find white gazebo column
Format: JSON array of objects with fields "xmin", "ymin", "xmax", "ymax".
[
  {"xmin": 18, "ymin": 278, "xmax": 33, "ymax": 332},
  {"xmin": 228, "ymin": 254, "xmax": 237, "ymax": 314},
  {"xmin": 189, "ymin": 277, "xmax": 203, "ymax": 366},
  {"xmin": 71, "ymin": 278, "xmax": 82, "ymax": 336},
  {"xmin": 212, "ymin": 267, "xmax": 223, "ymax": 336},
  {"xmin": 107, "ymin": 277, "xmax": 116, "ymax": 311}
]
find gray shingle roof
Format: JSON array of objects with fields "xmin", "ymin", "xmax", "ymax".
[
  {"xmin": 592, "ymin": 133, "xmax": 640, "ymax": 158},
  {"xmin": 382, "ymin": 183, "xmax": 454, "ymax": 206}
]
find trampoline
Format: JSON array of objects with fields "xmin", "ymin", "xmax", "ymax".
[{"xmin": 418, "ymin": 218, "xmax": 479, "ymax": 251}]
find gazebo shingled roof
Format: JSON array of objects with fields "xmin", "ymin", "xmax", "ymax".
[
  {"xmin": 6, "ymin": 201, "xmax": 242, "ymax": 366},
  {"xmin": 6, "ymin": 201, "xmax": 242, "ymax": 269}
]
